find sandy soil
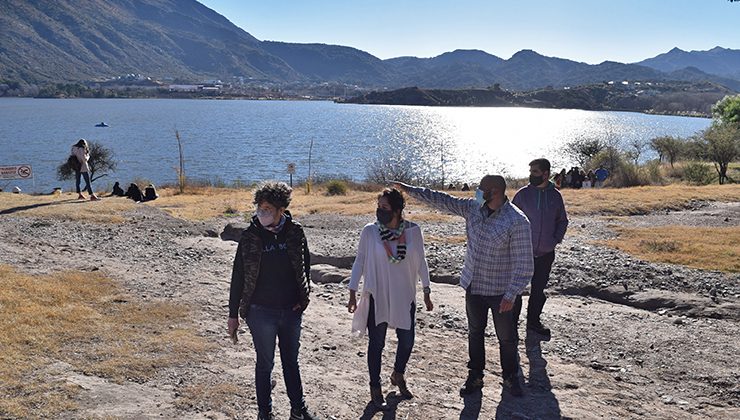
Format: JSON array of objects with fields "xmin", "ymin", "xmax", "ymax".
[{"xmin": 0, "ymin": 198, "xmax": 738, "ymax": 419}]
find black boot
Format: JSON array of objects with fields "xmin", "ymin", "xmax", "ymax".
[
  {"xmin": 370, "ymin": 386, "xmax": 388, "ymax": 410},
  {"xmin": 459, "ymin": 370, "xmax": 484, "ymax": 396}
]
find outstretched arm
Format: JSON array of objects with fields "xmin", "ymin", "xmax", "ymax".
[{"xmin": 393, "ymin": 182, "xmax": 474, "ymax": 219}]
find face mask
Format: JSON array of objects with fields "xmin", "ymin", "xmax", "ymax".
[
  {"xmin": 376, "ymin": 208, "xmax": 394, "ymax": 225},
  {"xmin": 529, "ymin": 175, "xmax": 545, "ymax": 186},
  {"xmin": 475, "ymin": 189, "xmax": 487, "ymax": 206},
  {"xmin": 256, "ymin": 208, "xmax": 275, "ymax": 227}
]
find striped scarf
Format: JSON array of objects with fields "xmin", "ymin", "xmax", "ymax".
[{"xmin": 377, "ymin": 220, "xmax": 407, "ymax": 263}]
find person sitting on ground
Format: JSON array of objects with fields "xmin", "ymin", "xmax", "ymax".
[
  {"xmin": 144, "ymin": 184, "xmax": 159, "ymax": 201},
  {"xmin": 347, "ymin": 188, "xmax": 433, "ymax": 411},
  {"xmin": 461, "ymin": 183, "xmax": 470, "ymax": 191},
  {"xmin": 112, "ymin": 182, "xmax": 126, "ymax": 197},
  {"xmin": 125, "ymin": 183, "xmax": 144, "ymax": 202}
]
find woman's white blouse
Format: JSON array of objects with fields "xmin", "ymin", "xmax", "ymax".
[{"xmin": 349, "ymin": 222, "xmax": 431, "ymax": 330}]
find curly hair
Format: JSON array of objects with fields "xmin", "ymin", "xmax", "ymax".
[
  {"xmin": 253, "ymin": 182, "xmax": 292, "ymax": 209},
  {"xmin": 378, "ymin": 187, "xmax": 405, "ymax": 212}
]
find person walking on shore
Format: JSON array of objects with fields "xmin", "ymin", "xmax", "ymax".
[
  {"xmin": 347, "ymin": 188, "xmax": 433, "ymax": 410},
  {"xmin": 394, "ymin": 176, "xmax": 533, "ymax": 398},
  {"xmin": 227, "ymin": 182, "xmax": 320, "ymax": 420},
  {"xmin": 512, "ymin": 158, "xmax": 569, "ymax": 340},
  {"xmin": 70, "ymin": 139, "xmax": 99, "ymax": 201}
]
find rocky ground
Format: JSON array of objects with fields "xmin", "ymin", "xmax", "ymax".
[{"xmin": 0, "ymin": 198, "xmax": 738, "ymax": 419}]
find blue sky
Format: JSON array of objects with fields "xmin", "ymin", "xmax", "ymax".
[{"xmin": 199, "ymin": 0, "xmax": 739, "ymax": 64}]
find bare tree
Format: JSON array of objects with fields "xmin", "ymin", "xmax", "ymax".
[
  {"xmin": 626, "ymin": 138, "xmax": 648, "ymax": 165},
  {"xmin": 565, "ymin": 137, "xmax": 605, "ymax": 168}
]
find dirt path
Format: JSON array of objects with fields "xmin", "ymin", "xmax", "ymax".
[{"xmin": 1, "ymin": 201, "xmax": 738, "ymax": 419}]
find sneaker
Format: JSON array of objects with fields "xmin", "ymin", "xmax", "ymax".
[
  {"xmin": 459, "ymin": 371, "xmax": 484, "ymax": 396},
  {"xmin": 527, "ymin": 322, "xmax": 551, "ymax": 339},
  {"xmin": 289, "ymin": 405, "xmax": 321, "ymax": 420},
  {"xmin": 77, "ymin": 194, "xmax": 86, "ymax": 200},
  {"xmin": 503, "ymin": 377, "xmax": 523, "ymax": 397},
  {"xmin": 390, "ymin": 371, "xmax": 413, "ymax": 399},
  {"xmin": 257, "ymin": 411, "xmax": 274, "ymax": 420},
  {"xmin": 89, "ymin": 195, "xmax": 100, "ymax": 201}
]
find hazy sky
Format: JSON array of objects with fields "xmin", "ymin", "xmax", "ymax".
[{"xmin": 199, "ymin": 0, "xmax": 739, "ymax": 64}]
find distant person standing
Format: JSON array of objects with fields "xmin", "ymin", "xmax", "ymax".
[
  {"xmin": 71, "ymin": 139, "xmax": 99, "ymax": 201},
  {"xmin": 512, "ymin": 158, "xmax": 569, "ymax": 340},
  {"xmin": 594, "ymin": 166, "xmax": 609, "ymax": 188},
  {"xmin": 394, "ymin": 176, "xmax": 533, "ymax": 398}
]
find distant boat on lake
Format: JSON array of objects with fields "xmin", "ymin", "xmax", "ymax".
[{"xmin": 95, "ymin": 122, "xmax": 109, "ymax": 127}]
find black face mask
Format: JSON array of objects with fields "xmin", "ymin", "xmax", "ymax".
[
  {"xmin": 529, "ymin": 175, "xmax": 545, "ymax": 186},
  {"xmin": 376, "ymin": 208, "xmax": 394, "ymax": 225}
]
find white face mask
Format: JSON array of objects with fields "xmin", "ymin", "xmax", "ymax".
[{"xmin": 256, "ymin": 208, "xmax": 275, "ymax": 227}]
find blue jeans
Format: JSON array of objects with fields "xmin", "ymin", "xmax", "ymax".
[
  {"xmin": 245, "ymin": 304, "xmax": 305, "ymax": 414},
  {"xmin": 465, "ymin": 292, "xmax": 521, "ymax": 380},
  {"xmin": 367, "ymin": 295, "xmax": 416, "ymax": 388},
  {"xmin": 75, "ymin": 171, "xmax": 93, "ymax": 195}
]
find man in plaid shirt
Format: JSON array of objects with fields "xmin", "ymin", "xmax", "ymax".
[{"xmin": 395, "ymin": 175, "xmax": 534, "ymax": 397}]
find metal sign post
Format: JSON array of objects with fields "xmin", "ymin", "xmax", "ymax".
[{"xmin": 287, "ymin": 163, "xmax": 296, "ymax": 187}]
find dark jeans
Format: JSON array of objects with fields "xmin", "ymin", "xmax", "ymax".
[
  {"xmin": 465, "ymin": 292, "xmax": 521, "ymax": 380},
  {"xmin": 367, "ymin": 295, "xmax": 415, "ymax": 388},
  {"xmin": 245, "ymin": 304, "xmax": 305, "ymax": 414},
  {"xmin": 526, "ymin": 251, "xmax": 555, "ymax": 325},
  {"xmin": 75, "ymin": 171, "xmax": 93, "ymax": 195}
]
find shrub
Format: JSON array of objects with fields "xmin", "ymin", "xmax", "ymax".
[
  {"xmin": 683, "ymin": 162, "xmax": 715, "ymax": 185},
  {"xmin": 325, "ymin": 180, "xmax": 348, "ymax": 196}
]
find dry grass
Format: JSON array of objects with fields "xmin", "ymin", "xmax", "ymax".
[
  {"xmin": 150, "ymin": 186, "xmax": 461, "ymax": 222},
  {"xmin": 0, "ymin": 192, "xmax": 134, "ymax": 223},
  {"xmin": 176, "ymin": 381, "xmax": 246, "ymax": 415},
  {"xmin": 4, "ymin": 184, "xmax": 738, "ymax": 224},
  {"xmin": 604, "ymin": 226, "xmax": 740, "ymax": 272},
  {"xmin": 151, "ymin": 184, "xmax": 740, "ymax": 222},
  {"xmin": 561, "ymin": 184, "xmax": 740, "ymax": 216},
  {"xmin": 0, "ymin": 265, "xmax": 211, "ymax": 418}
]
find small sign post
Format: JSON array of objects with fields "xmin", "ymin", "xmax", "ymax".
[
  {"xmin": 287, "ymin": 163, "xmax": 296, "ymax": 187},
  {"xmin": 0, "ymin": 164, "xmax": 34, "ymax": 191}
]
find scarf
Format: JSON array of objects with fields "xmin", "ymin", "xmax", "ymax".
[
  {"xmin": 376, "ymin": 220, "xmax": 407, "ymax": 263},
  {"xmin": 263, "ymin": 215, "xmax": 286, "ymax": 234}
]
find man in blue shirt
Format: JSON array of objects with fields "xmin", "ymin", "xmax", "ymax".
[{"xmin": 594, "ymin": 166, "xmax": 609, "ymax": 188}]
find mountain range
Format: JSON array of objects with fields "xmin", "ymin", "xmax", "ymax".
[{"xmin": 1, "ymin": 0, "xmax": 739, "ymax": 93}]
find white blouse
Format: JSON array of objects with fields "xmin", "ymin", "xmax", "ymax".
[{"xmin": 348, "ymin": 221, "xmax": 431, "ymax": 330}]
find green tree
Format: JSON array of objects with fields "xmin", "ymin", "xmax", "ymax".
[
  {"xmin": 699, "ymin": 123, "xmax": 740, "ymax": 184},
  {"xmin": 712, "ymin": 94, "xmax": 740, "ymax": 124},
  {"xmin": 649, "ymin": 135, "xmax": 684, "ymax": 168},
  {"xmin": 57, "ymin": 141, "xmax": 117, "ymax": 183}
]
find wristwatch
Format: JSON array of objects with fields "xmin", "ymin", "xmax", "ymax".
[{"xmin": 423, "ymin": 286, "xmax": 431, "ymax": 295}]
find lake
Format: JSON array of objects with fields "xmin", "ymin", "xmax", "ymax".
[{"xmin": 0, "ymin": 98, "xmax": 712, "ymax": 193}]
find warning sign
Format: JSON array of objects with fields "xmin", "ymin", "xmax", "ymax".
[{"xmin": 0, "ymin": 165, "xmax": 33, "ymax": 180}]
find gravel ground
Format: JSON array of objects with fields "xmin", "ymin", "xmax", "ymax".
[{"xmin": 0, "ymin": 198, "xmax": 738, "ymax": 419}]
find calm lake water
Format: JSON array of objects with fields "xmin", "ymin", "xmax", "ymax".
[{"xmin": 0, "ymin": 98, "xmax": 712, "ymax": 193}]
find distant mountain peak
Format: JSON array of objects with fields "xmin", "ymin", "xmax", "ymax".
[{"xmin": 668, "ymin": 47, "xmax": 686, "ymax": 54}]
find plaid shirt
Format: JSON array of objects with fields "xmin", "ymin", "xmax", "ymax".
[{"xmin": 406, "ymin": 186, "xmax": 534, "ymax": 300}]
